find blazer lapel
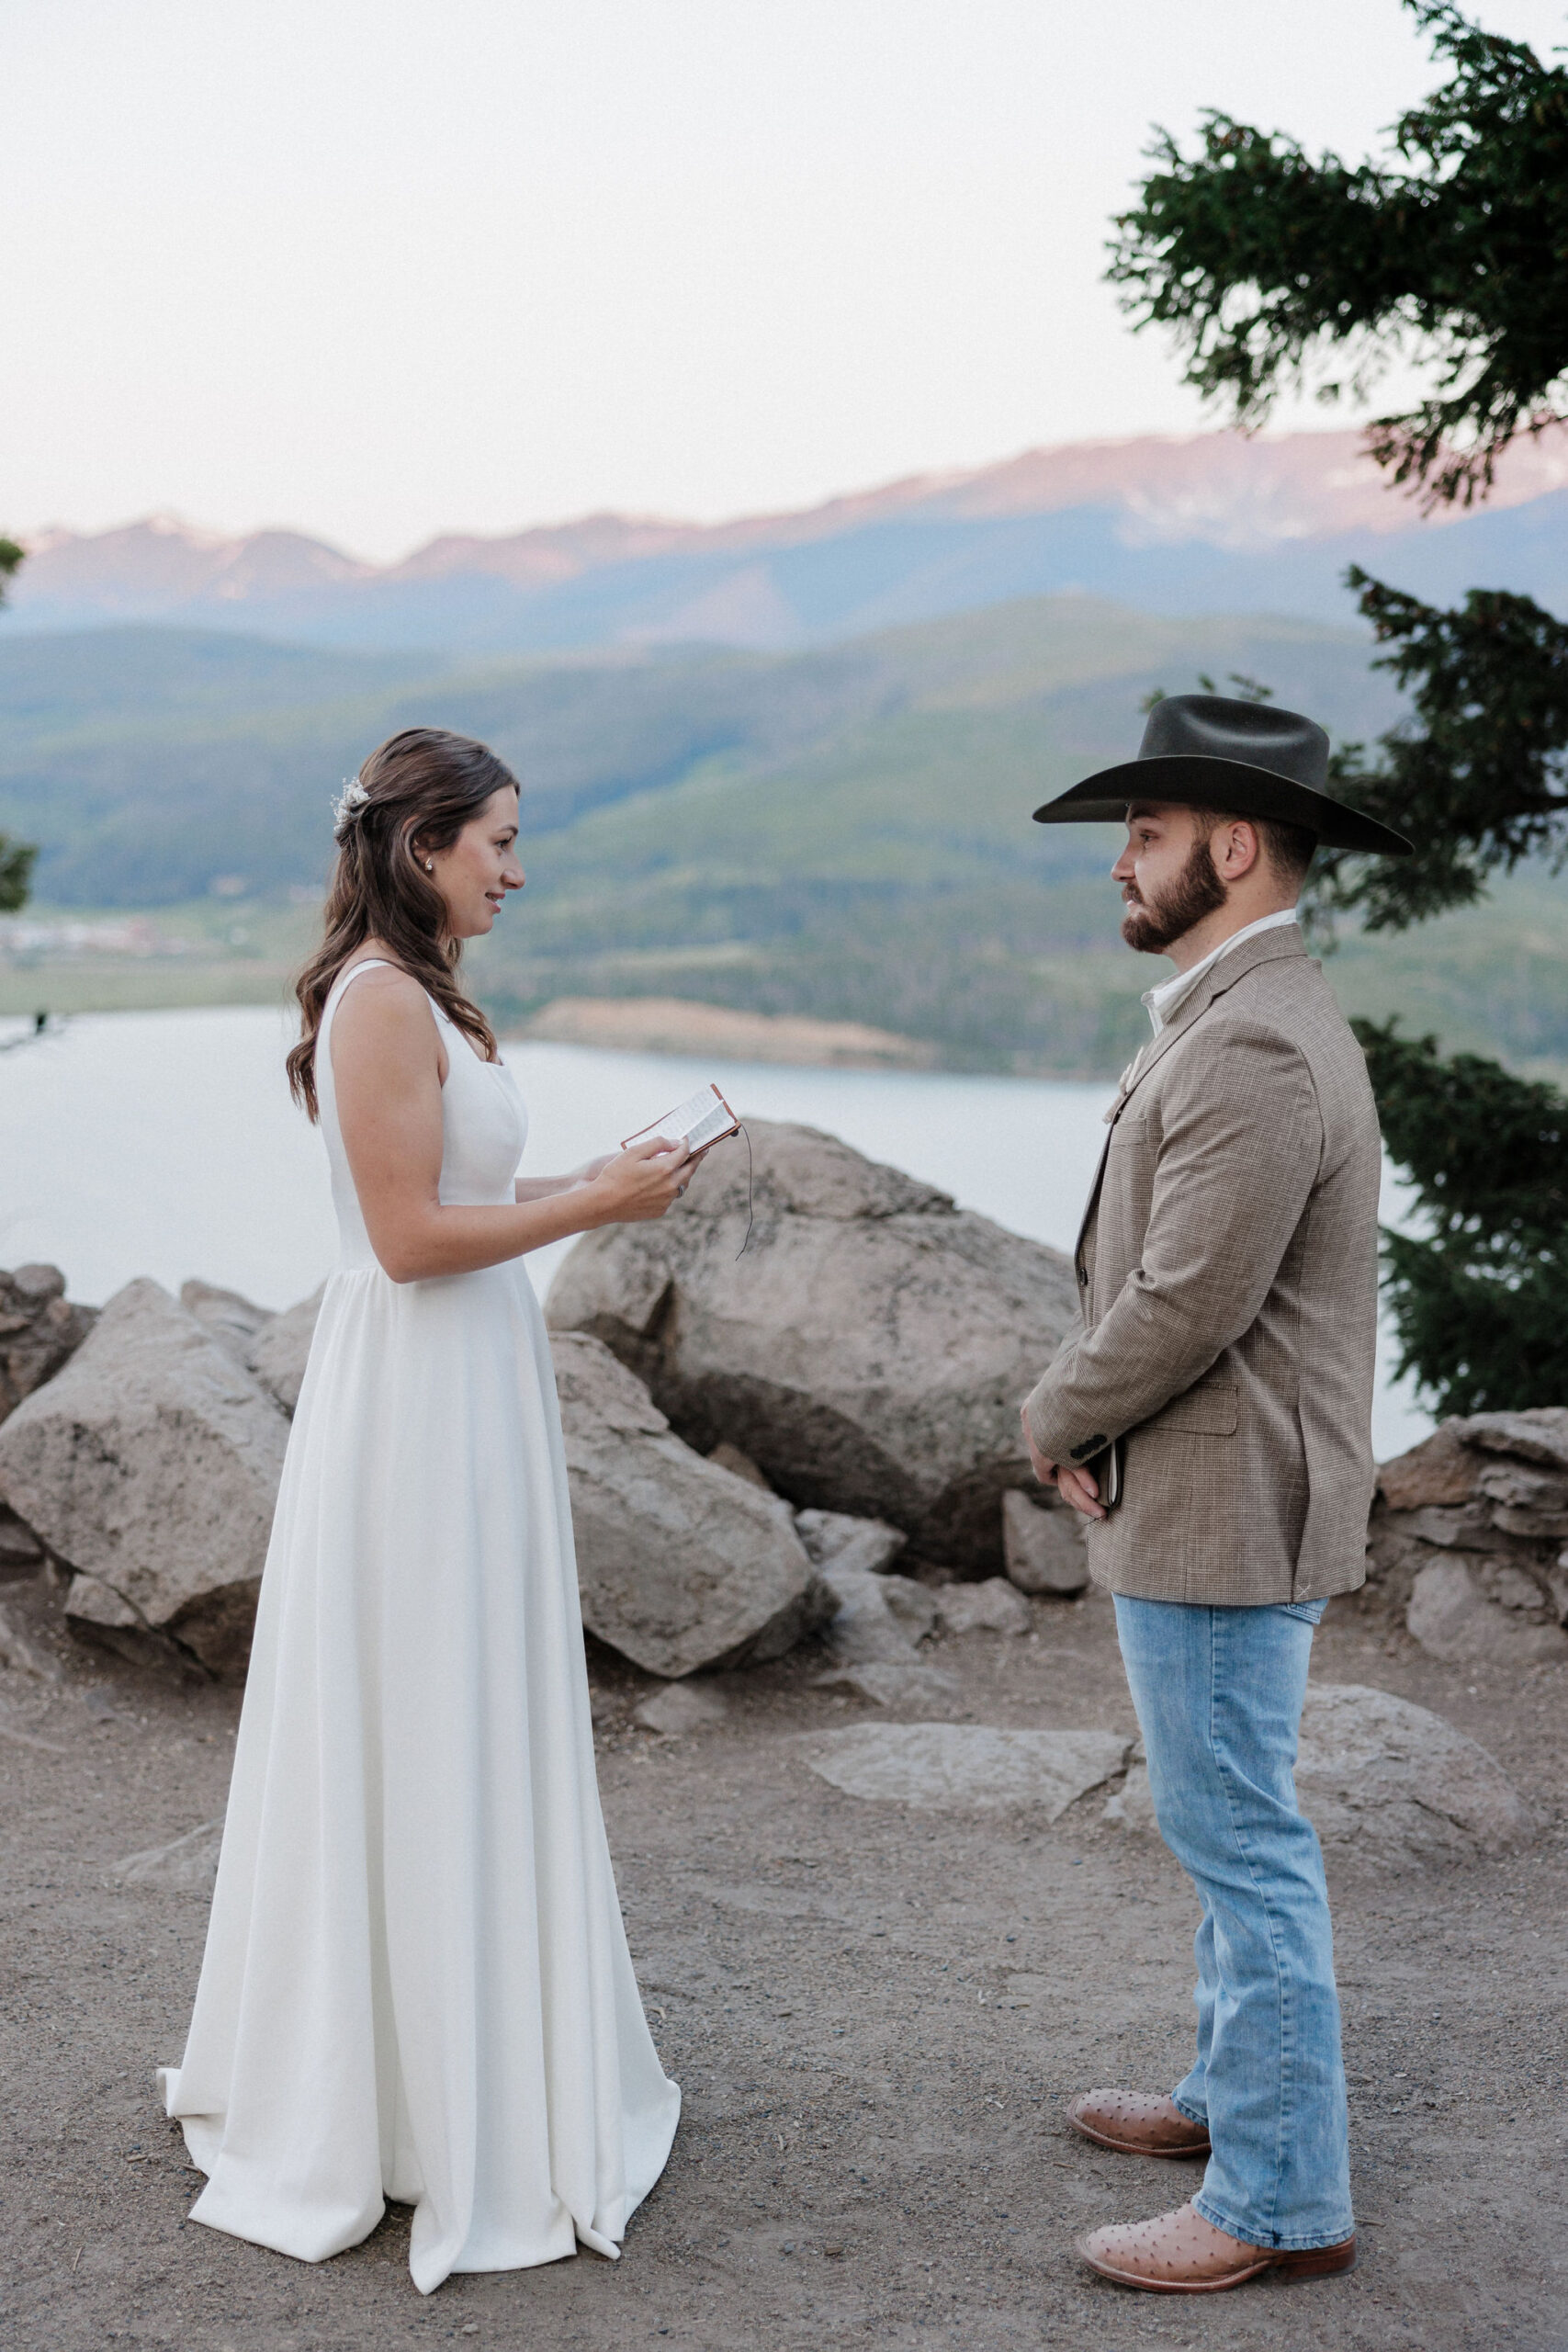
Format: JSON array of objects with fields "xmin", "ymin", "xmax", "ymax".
[
  {"xmin": 1115, "ymin": 925, "xmax": 1309, "ymax": 1113},
  {"xmin": 1068, "ymin": 927, "xmax": 1310, "ymax": 1263},
  {"xmin": 1072, "ymin": 1129, "xmax": 1115, "ymax": 1267}
]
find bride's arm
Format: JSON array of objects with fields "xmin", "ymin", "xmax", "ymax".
[
  {"xmin": 332, "ymin": 975, "xmax": 687, "ymax": 1283},
  {"xmin": 513, "ymin": 1154, "xmax": 614, "ymax": 1203}
]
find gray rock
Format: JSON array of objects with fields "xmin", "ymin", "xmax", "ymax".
[
  {"xmin": 795, "ymin": 1508, "xmax": 908, "ymax": 1577},
  {"xmin": 933, "ymin": 1577, "xmax": 1032, "ymax": 1637},
  {"xmin": 1406, "ymin": 1558, "xmax": 1568, "ymax": 1666},
  {"xmin": 247, "ymin": 1285, "xmax": 325, "ymax": 1417},
  {"xmin": 1376, "ymin": 1419, "xmax": 1481, "ymax": 1512},
  {"xmin": 113, "ymin": 1817, "xmax": 224, "ymax": 1891},
  {"xmin": 1295, "ymin": 1681, "xmax": 1534, "ymax": 1859},
  {"xmin": 1102, "ymin": 1685, "xmax": 1534, "ymax": 1860},
  {"xmin": 546, "ymin": 1119, "xmax": 1078, "ymax": 1568},
  {"xmin": 1464, "ymin": 1458, "xmax": 1568, "ymax": 1545},
  {"xmin": 1104, "ymin": 1760, "xmax": 1158, "ymax": 1831},
  {"xmin": 1368, "ymin": 1411, "xmax": 1568, "ymax": 1634},
  {"xmin": 1001, "ymin": 1487, "xmax": 1089, "ymax": 1594},
  {"xmin": 0, "ymin": 1263, "xmax": 96, "ymax": 1425},
  {"xmin": 0, "ymin": 1599, "xmax": 57, "ymax": 1680},
  {"xmin": 0, "ymin": 1503, "xmax": 46, "ymax": 1578},
  {"xmin": 879, "ymin": 1574, "xmax": 940, "ymax": 1643},
  {"xmin": 818, "ymin": 1558, "xmax": 920, "ymax": 1667},
  {"xmin": 634, "ymin": 1681, "xmax": 731, "ymax": 1736},
  {"xmin": 1390, "ymin": 1502, "xmax": 1496, "ymax": 1552},
  {"xmin": 0, "ymin": 1279, "xmax": 289, "ymax": 1677},
  {"xmin": 813, "ymin": 1659, "xmax": 959, "ymax": 1708},
  {"xmin": 180, "ymin": 1280, "xmax": 270, "ymax": 1356},
  {"xmin": 1491, "ymin": 1564, "xmax": 1550, "ymax": 1611},
  {"xmin": 551, "ymin": 1329, "xmax": 829, "ymax": 1679},
  {"xmin": 1473, "ymin": 1460, "xmax": 1568, "ymax": 1514},
  {"xmin": 800, "ymin": 1722, "xmax": 1131, "ymax": 1816},
  {"xmin": 1457, "ymin": 1407, "xmax": 1568, "ymax": 1474},
  {"xmin": 182, "ymin": 1279, "xmax": 324, "ymax": 1419}
]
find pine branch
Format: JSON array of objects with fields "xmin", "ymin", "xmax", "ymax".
[{"xmin": 1107, "ymin": 0, "xmax": 1568, "ymax": 505}]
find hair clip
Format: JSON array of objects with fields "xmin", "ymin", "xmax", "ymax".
[{"xmin": 331, "ymin": 776, "xmax": 371, "ymax": 840}]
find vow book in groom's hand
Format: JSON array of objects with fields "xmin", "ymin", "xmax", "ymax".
[{"xmin": 621, "ymin": 1083, "xmax": 740, "ymax": 1155}]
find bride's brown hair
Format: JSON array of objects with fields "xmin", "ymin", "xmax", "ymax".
[{"xmin": 287, "ymin": 727, "xmax": 518, "ymax": 1121}]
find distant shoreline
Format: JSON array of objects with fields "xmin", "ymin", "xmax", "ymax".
[{"xmin": 6, "ymin": 910, "xmax": 1566, "ymax": 1093}]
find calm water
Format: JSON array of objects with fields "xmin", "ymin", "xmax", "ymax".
[{"xmin": 0, "ymin": 1006, "xmax": 1429, "ymax": 1459}]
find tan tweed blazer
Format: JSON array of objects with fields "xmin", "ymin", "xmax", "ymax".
[{"xmin": 1023, "ymin": 926, "xmax": 1380, "ymax": 1605}]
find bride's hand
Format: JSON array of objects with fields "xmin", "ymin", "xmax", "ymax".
[{"xmin": 588, "ymin": 1137, "xmax": 692, "ymax": 1225}]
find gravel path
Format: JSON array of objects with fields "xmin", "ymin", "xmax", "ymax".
[{"xmin": 2, "ymin": 1572, "xmax": 1564, "ymax": 2352}]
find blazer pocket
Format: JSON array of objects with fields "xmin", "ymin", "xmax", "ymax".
[
  {"xmin": 1110, "ymin": 1107, "xmax": 1153, "ymax": 1142},
  {"xmin": 1147, "ymin": 1374, "xmax": 1239, "ymax": 1437}
]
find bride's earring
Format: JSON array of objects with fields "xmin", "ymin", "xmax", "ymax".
[{"xmin": 425, "ymin": 859, "xmax": 434, "ymax": 873}]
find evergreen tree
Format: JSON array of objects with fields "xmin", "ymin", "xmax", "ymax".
[
  {"xmin": 0, "ymin": 536, "xmax": 33, "ymax": 912},
  {"xmin": 1108, "ymin": 0, "xmax": 1568, "ymax": 506},
  {"xmin": 1108, "ymin": 0, "xmax": 1568, "ymax": 1412},
  {"xmin": 1354, "ymin": 1023, "xmax": 1567, "ymax": 1414}
]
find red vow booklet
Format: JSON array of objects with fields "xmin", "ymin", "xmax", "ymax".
[{"xmin": 621, "ymin": 1083, "xmax": 740, "ymax": 1155}]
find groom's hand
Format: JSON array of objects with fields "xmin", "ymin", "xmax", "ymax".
[{"xmin": 1021, "ymin": 1408, "xmax": 1106, "ymax": 1521}]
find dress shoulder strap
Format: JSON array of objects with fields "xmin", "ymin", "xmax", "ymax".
[
  {"xmin": 328, "ymin": 958, "xmax": 462, "ymax": 1053},
  {"xmin": 330, "ymin": 956, "xmax": 396, "ymax": 1007}
]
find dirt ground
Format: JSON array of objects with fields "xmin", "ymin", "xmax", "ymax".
[{"xmin": 2, "ymin": 1567, "xmax": 1564, "ymax": 2352}]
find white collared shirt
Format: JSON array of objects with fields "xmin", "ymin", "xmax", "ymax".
[{"xmin": 1141, "ymin": 906, "xmax": 1301, "ymax": 1037}]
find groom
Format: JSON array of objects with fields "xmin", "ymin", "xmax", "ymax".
[{"xmin": 1021, "ymin": 694, "xmax": 1410, "ymax": 2294}]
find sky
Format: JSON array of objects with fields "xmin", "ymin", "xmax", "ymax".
[{"xmin": 5, "ymin": 0, "xmax": 1565, "ymax": 559}]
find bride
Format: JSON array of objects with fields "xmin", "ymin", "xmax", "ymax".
[{"xmin": 161, "ymin": 727, "xmax": 689, "ymax": 2292}]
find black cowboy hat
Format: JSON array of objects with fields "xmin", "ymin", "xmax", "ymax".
[{"xmin": 1032, "ymin": 693, "xmax": 1413, "ymax": 855}]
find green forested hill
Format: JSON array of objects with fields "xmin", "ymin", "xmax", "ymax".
[
  {"xmin": 3, "ymin": 596, "xmax": 1562, "ymax": 1077},
  {"xmin": 0, "ymin": 599, "xmax": 1397, "ymax": 905}
]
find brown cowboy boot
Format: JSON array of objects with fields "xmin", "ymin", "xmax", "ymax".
[
  {"xmin": 1066, "ymin": 2089, "xmax": 1212, "ymax": 2158},
  {"xmin": 1077, "ymin": 2199, "xmax": 1357, "ymax": 2293}
]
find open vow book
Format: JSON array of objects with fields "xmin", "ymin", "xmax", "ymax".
[{"xmin": 621, "ymin": 1083, "xmax": 740, "ymax": 1155}]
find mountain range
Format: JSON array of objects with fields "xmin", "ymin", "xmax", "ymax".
[
  {"xmin": 2, "ymin": 592, "xmax": 1560, "ymax": 1079},
  {"xmin": 13, "ymin": 426, "xmax": 1568, "ymax": 654}
]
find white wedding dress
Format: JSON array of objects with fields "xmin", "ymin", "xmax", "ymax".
[{"xmin": 160, "ymin": 959, "xmax": 679, "ymax": 2293}]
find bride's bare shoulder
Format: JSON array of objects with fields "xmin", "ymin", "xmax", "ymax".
[{"xmin": 330, "ymin": 960, "xmax": 436, "ymax": 1061}]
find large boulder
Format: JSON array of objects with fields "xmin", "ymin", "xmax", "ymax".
[
  {"xmin": 550, "ymin": 1329, "xmax": 830, "ymax": 1678},
  {"xmin": 1294, "ymin": 1682, "xmax": 1535, "ymax": 1860},
  {"xmin": 0, "ymin": 1263, "xmax": 96, "ymax": 1427},
  {"xmin": 546, "ymin": 1120, "xmax": 1078, "ymax": 1570},
  {"xmin": 1366, "ymin": 1409, "xmax": 1568, "ymax": 1663},
  {"xmin": 0, "ymin": 1280, "xmax": 289, "ymax": 1676},
  {"xmin": 182, "ymin": 1278, "xmax": 325, "ymax": 1417},
  {"xmin": 1405, "ymin": 1558, "xmax": 1567, "ymax": 1666},
  {"xmin": 1105, "ymin": 1684, "xmax": 1534, "ymax": 1860},
  {"xmin": 179, "ymin": 1279, "xmax": 269, "ymax": 1358}
]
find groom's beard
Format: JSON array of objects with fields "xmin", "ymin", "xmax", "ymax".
[{"xmin": 1121, "ymin": 835, "xmax": 1227, "ymax": 955}]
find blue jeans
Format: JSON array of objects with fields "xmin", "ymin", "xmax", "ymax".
[{"xmin": 1113, "ymin": 1595, "xmax": 1353, "ymax": 2251}]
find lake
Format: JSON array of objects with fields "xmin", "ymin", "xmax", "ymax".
[{"xmin": 0, "ymin": 1005, "xmax": 1430, "ymax": 1460}]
